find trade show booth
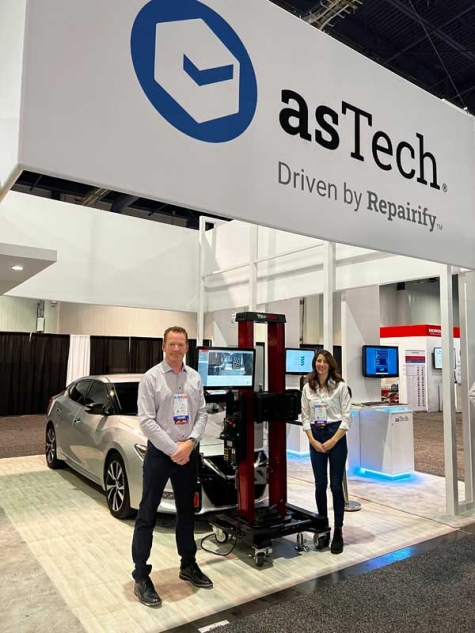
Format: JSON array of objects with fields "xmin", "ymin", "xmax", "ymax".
[
  {"xmin": 2, "ymin": 0, "xmax": 475, "ymax": 631},
  {"xmin": 381, "ymin": 324, "xmax": 461, "ymax": 412}
]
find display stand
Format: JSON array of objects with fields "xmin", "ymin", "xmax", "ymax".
[
  {"xmin": 348, "ymin": 405, "xmax": 414, "ymax": 477},
  {"xmin": 343, "ymin": 472, "xmax": 361, "ymax": 511},
  {"xmin": 208, "ymin": 312, "xmax": 330, "ymax": 566}
]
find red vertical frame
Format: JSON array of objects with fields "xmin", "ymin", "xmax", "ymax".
[
  {"xmin": 237, "ymin": 320, "xmax": 255, "ymax": 523},
  {"xmin": 267, "ymin": 322, "xmax": 286, "ymax": 517}
]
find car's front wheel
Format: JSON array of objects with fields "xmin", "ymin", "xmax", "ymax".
[
  {"xmin": 105, "ymin": 453, "xmax": 133, "ymax": 520},
  {"xmin": 45, "ymin": 423, "xmax": 64, "ymax": 469}
]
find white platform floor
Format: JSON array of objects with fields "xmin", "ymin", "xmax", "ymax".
[{"xmin": 0, "ymin": 454, "xmax": 468, "ymax": 633}]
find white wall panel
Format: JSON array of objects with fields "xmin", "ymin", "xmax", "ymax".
[
  {"xmin": 1, "ymin": 192, "xmax": 198, "ymax": 311},
  {"xmin": 380, "ymin": 285, "xmax": 399, "ymax": 326},
  {"xmin": 58, "ymin": 302, "xmax": 197, "ymax": 338},
  {"xmin": 0, "ymin": 296, "xmax": 36, "ymax": 332},
  {"xmin": 205, "ymin": 220, "xmax": 449, "ymax": 312}
]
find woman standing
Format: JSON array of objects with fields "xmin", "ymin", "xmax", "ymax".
[{"xmin": 301, "ymin": 350, "xmax": 352, "ymax": 554}]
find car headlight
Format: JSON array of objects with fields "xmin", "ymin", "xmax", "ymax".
[{"xmin": 134, "ymin": 444, "xmax": 147, "ymax": 460}]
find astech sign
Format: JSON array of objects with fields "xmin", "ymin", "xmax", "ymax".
[
  {"xmin": 279, "ymin": 91, "xmax": 441, "ymax": 191},
  {"xmin": 14, "ymin": 0, "xmax": 475, "ymax": 268}
]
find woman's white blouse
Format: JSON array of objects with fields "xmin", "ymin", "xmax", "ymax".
[{"xmin": 301, "ymin": 381, "xmax": 352, "ymax": 432}]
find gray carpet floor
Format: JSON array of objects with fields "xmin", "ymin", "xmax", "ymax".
[
  {"xmin": 221, "ymin": 533, "xmax": 475, "ymax": 633},
  {"xmin": 0, "ymin": 414, "xmax": 46, "ymax": 459},
  {"xmin": 413, "ymin": 411, "xmax": 464, "ymax": 479},
  {"xmin": 0, "ymin": 412, "xmax": 466, "ymax": 480}
]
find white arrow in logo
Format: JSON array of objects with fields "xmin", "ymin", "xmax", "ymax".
[{"xmin": 155, "ymin": 19, "xmax": 240, "ymax": 124}]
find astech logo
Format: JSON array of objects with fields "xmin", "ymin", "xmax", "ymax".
[
  {"xmin": 394, "ymin": 415, "xmax": 409, "ymax": 423},
  {"xmin": 131, "ymin": 0, "xmax": 257, "ymax": 142},
  {"xmin": 279, "ymin": 90, "xmax": 442, "ymax": 191}
]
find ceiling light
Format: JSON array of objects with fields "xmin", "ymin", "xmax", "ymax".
[{"xmin": 11, "ymin": 265, "xmax": 24, "ymax": 271}]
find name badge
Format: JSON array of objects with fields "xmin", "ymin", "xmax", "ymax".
[
  {"xmin": 314, "ymin": 403, "xmax": 327, "ymax": 426},
  {"xmin": 173, "ymin": 394, "xmax": 189, "ymax": 425}
]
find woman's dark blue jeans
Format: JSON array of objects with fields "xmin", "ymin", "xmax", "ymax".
[{"xmin": 309, "ymin": 422, "xmax": 348, "ymax": 528}]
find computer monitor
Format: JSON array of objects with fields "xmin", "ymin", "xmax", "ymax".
[
  {"xmin": 285, "ymin": 348, "xmax": 315, "ymax": 375},
  {"xmin": 362, "ymin": 345, "xmax": 399, "ymax": 378},
  {"xmin": 197, "ymin": 347, "xmax": 255, "ymax": 389},
  {"xmin": 433, "ymin": 346, "xmax": 456, "ymax": 369}
]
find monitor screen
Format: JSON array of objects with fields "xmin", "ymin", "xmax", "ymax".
[
  {"xmin": 197, "ymin": 347, "xmax": 255, "ymax": 389},
  {"xmin": 362, "ymin": 345, "xmax": 399, "ymax": 378},
  {"xmin": 433, "ymin": 346, "xmax": 456, "ymax": 369},
  {"xmin": 285, "ymin": 348, "xmax": 315, "ymax": 374}
]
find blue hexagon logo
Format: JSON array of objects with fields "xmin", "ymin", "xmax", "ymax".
[{"xmin": 131, "ymin": 0, "xmax": 258, "ymax": 143}]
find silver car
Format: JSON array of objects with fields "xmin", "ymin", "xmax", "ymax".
[{"xmin": 45, "ymin": 374, "xmax": 268, "ymax": 519}]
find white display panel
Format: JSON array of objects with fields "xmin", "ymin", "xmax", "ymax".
[{"xmin": 15, "ymin": 0, "xmax": 475, "ymax": 269}]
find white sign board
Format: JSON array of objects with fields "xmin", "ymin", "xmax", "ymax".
[{"xmin": 17, "ymin": 0, "xmax": 475, "ymax": 268}]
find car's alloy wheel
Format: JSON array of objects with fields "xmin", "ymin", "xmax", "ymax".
[
  {"xmin": 45, "ymin": 424, "xmax": 63, "ymax": 469},
  {"xmin": 105, "ymin": 454, "xmax": 133, "ymax": 519}
]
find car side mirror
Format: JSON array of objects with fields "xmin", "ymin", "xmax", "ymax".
[{"xmin": 84, "ymin": 402, "xmax": 109, "ymax": 415}]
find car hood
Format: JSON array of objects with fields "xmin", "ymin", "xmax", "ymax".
[{"xmin": 118, "ymin": 413, "xmax": 224, "ymax": 449}]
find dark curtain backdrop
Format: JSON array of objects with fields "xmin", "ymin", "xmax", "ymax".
[
  {"xmin": 24, "ymin": 334, "xmax": 70, "ymax": 414},
  {"xmin": 90, "ymin": 336, "xmax": 129, "ymax": 375},
  {"xmin": 0, "ymin": 333, "xmax": 31, "ymax": 416},
  {"xmin": 128, "ymin": 337, "xmax": 162, "ymax": 373},
  {"xmin": 0, "ymin": 333, "xmax": 70, "ymax": 416}
]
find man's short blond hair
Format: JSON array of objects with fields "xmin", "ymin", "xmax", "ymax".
[{"xmin": 163, "ymin": 326, "xmax": 189, "ymax": 343}]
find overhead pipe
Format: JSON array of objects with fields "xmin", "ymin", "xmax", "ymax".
[{"xmin": 110, "ymin": 194, "xmax": 139, "ymax": 214}]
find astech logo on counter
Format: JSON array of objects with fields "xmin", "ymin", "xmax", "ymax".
[
  {"xmin": 279, "ymin": 89, "xmax": 442, "ymax": 191},
  {"xmin": 131, "ymin": 0, "xmax": 257, "ymax": 143},
  {"xmin": 394, "ymin": 415, "xmax": 410, "ymax": 423}
]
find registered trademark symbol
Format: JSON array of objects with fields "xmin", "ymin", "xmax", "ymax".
[
  {"xmin": 442, "ymin": 183, "xmax": 448, "ymax": 192},
  {"xmin": 437, "ymin": 223, "xmax": 443, "ymax": 230}
]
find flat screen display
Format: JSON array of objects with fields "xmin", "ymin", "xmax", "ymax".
[
  {"xmin": 285, "ymin": 348, "xmax": 315, "ymax": 374},
  {"xmin": 197, "ymin": 347, "xmax": 255, "ymax": 389},
  {"xmin": 433, "ymin": 347, "xmax": 456, "ymax": 369},
  {"xmin": 362, "ymin": 345, "xmax": 399, "ymax": 378}
]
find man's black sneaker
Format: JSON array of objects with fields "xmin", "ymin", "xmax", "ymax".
[
  {"xmin": 179, "ymin": 562, "xmax": 213, "ymax": 588},
  {"xmin": 134, "ymin": 578, "xmax": 162, "ymax": 607},
  {"xmin": 331, "ymin": 527, "xmax": 344, "ymax": 555}
]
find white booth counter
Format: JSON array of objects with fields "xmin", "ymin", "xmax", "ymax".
[
  {"xmin": 287, "ymin": 404, "xmax": 414, "ymax": 479},
  {"xmin": 348, "ymin": 405, "xmax": 414, "ymax": 478}
]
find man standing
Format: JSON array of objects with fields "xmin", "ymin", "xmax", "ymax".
[{"xmin": 132, "ymin": 326, "xmax": 212, "ymax": 607}]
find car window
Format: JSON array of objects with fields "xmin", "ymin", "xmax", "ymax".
[
  {"xmin": 69, "ymin": 380, "xmax": 91, "ymax": 405},
  {"xmin": 112, "ymin": 382, "xmax": 139, "ymax": 415},
  {"xmin": 87, "ymin": 381, "xmax": 110, "ymax": 408}
]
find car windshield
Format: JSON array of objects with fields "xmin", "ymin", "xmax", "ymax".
[{"xmin": 112, "ymin": 382, "xmax": 139, "ymax": 415}]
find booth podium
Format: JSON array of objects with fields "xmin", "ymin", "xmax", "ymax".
[{"xmin": 348, "ymin": 405, "xmax": 414, "ymax": 478}]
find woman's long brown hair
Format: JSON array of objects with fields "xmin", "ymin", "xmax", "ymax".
[{"xmin": 307, "ymin": 349, "xmax": 344, "ymax": 392}]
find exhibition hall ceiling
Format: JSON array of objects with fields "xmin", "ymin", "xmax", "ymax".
[{"xmin": 13, "ymin": 0, "xmax": 475, "ymax": 229}]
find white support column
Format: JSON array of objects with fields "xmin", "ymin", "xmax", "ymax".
[
  {"xmin": 249, "ymin": 224, "xmax": 258, "ymax": 311},
  {"xmin": 323, "ymin": 241, "xmax": 335, "ymax": 352},
  {"xmin": 196, "ymin": 216, "xmax": 207, "ymax": 346},
  {"xmin": 458, "ymin": 271, "xmax": 475, "ymax": 510},
  {"xmin": 440, "ymin": 265, "xmax": 458, "ymax": 515}
]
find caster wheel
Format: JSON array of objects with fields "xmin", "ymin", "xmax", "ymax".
[
  {"xmin": 214, "ymin": 528, "xmax": 229, "ymax": 544},
  {"xmin": 314, "ymin": 533, "xmax": 330, "ymax": 550},
  {"xmin": 255, "ymin": 552, "xmax": 265, "ymax": 567}
]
